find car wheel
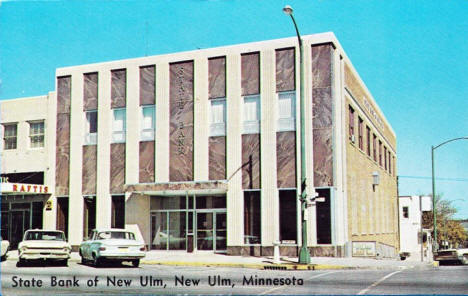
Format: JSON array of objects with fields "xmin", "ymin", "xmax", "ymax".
[
  {"xmin": 17, "ymin": 258, "xmax": 26, "ymax": 267},
  {"xmin": 93, "ymin": 254, "xmax": 101, "ymax": 267},
  {"xmin": 132, "ymin": 259, "xmax": 140, "ymax": 268},
  {"xmin": 61, "ymin": 259, "xmax": 68, "ymax": 267},
  {"xmin": 1, "ymin": 255, "xmax": 5, "ymax": 261}
]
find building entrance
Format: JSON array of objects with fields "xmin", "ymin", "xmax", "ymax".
[{"xmin": 150, "ymin": 194, "xmax": 226, "ymax": 252}]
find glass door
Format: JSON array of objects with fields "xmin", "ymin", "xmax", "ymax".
[
  {"xmin": 215, "ymin": 212, "xmax": 227, "ymax": 252},
  {"xmin": 197, "ymin": 212, "xmax": 213, "ymax": 250},
  {"xmin": 151, "ymin": 212, "xmax": 167, "ymax": 250}
]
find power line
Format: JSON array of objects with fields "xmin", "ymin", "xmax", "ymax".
[{"xmin": 398, "ymin": 175, "xmax": 468, "ymax": 182}]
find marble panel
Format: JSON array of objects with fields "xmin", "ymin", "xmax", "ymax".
[
  {"xmin": 57, "ymin": 76, "xmax": 71, "ymax": 114},
  {"xmin": 125, "ymin": 181, "xmax": 227, "ymax": 193},
  {"xmin": 242, "ymin": 134, "xmax": 261, "ymax": 189},
  {"xmin": 209, "ymin": 136, "xmax": 226, "ymax": 180},
  {"xmin": 275, "ymin": 48, "xmax": 295, "ymax": 92},
  {"xmin": 110, "ymin": 143, "xmax": 126, "ymax": 193},
  {"xmin": 111, "ymin": 69, "xmax": 126, "ymax": 108},
  {"xmin": 208, "ymin": 57, "xmax": 226, "ymax": 99},
  {"xmin": 276, "ymin": 131, "xmax": 296, "ymax": 188},
  {"xmin": 140, "ymin": 65, "xmax": 155, "ymax": 106},
  {"xmin": 312, "ymin": 44, "xmax": 334, "ymax": 187},
  {"xmin": 55, "ymin": 113, "xmax": 70, "ymax": 195},
  {"xmin": 312, "ymin": 44, "xmax": 332, "ymax": 88},
  {"xmin": 82, "ymin": 145, "xmax": 97, "ymax": 194},
  {"xmin": 241, "ymin": 52, "xmax": 260, "ymax": 96},
  {"xmin": 83, "ymin": 72, "xmax": 98, "ymax": 111},
  {"xmin": 169, "ymin": 61, "xmax": 194, "ymax": 182},
  {"xmin": 139, "ymin": 141, "xmax": 155, "ymax": 183}
]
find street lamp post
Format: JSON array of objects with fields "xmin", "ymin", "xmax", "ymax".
[
  {"xmin": 431, "ymin": 137, "xmax": 468, "ymax": 252},
  {"xmin": 283, "ymin": 5, "xmax": 310, "ymax": 264}
]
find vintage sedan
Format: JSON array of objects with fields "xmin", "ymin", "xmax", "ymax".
[
  {"xmin": 18, "ymin": 230, "xmax": 71, "ymax": 266},
  {"xmin": 1, "ymin": 238, "xmax": 9, "ymax": 260},
  {"xmin": 79, "ymin": 229, "xmax": 146, "ymax": 267},
  {"xmin": 434, "ymin": 248, "xmax": 468, "ymax": 265}
]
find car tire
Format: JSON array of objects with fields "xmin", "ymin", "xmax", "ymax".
[
  {"xmin": 61, "ymin": 259, "xmax": 68, "ymax": 267},
  {"xmin": 17, "ymin": 258, "xmax": 26, "ymax": 267},
  {"xmin": 132, "ymin": 259, "xmax": 140, "ymax": 268}
]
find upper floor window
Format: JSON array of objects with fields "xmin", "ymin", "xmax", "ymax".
[
  {"xmin": 29, "ymin": 121, "xmax": 44, "ymax": 148},
  {"xmin": 378, "ymin": 140, "xmax": 383, "ymax": 166},
  {"xmin": 358, "ymin": 117, "xmax": 363, "ymax": 150},
  {"xmin": 277, "ymin": 91, "xmax": 296, "ymax": 132},
  {"xmin": 210, "ymin": 98, "xmax": 226, "ymax": 137},
  {"xmin": 243, "ymin": 95, "xmax": 260, "ymax": 134},
  {"xmin": 366, "ymin": 126, "xmax": 371, "ymax": 157},
  {"xmin": 372, "ymin": 134, "xmax": 377, "ymax": 162},
  {"xmin": 348, "ymin": 106, "xmax": 355, "ymax": 141},
  {"xmin": 402, "ymin": 206, "xmax": 409, "ymax": 218},
  {"xmin": 384, "ymin": 146, "xmax": 388, "ymax": 170},
  {"xmin": 141, "ymin": 105, "xmax": 155, "ymax": 141},
  {"xmin": 389, "ymin": 152, "xmax": 392, "ymax": 174},
  {"xmin": 112, "ymin": 108, "xmax": 126, "ymax": 143},
  {"xmin": 84, "ymin": 111, "xmax": 97, "ymax": 145},
  {"xmin": 3, "ymin": 123, "xmax": 17, "ymax": 150}
]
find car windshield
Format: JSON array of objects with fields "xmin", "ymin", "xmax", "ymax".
[
  {"xmin": 25, "ymin": 231, "xmax": 65, "ymax": 241},
  {"xmin": 97, "ymin": 231, "xmax": 135, "ymax": 240}
]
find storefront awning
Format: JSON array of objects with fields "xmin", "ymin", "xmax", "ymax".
[{"xmin": 125, "ymin": 181, "xmax": 228, "ymax": 196}]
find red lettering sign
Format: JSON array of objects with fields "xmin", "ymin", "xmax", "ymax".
[{"xmin": 13, "ymin": 184, "xmax": 18, "ymax": 191}]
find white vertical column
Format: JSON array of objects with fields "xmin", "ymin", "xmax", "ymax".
[
  {"xmin": 96, "ymin": 69, "xmax": 112, "ymax": 229},
  {"xmin": 226, "ymin": 53, "xmax": 243, "ymax": 246},
  {"xmin": 260, "ymin": 49, "xmax": 278, "ymax": 246},
  {"xmin": 44, "ymin": 91, "xmax": 57, "ymax": 230},
  {"xmin": 155, "ymin": 62, "xmax": 170, "ymax": 183},
  {"xmin": 126, "ymin": 64, "xmax": 139, "ymax": 185},
  {"xmin": 68, "ymin": 73, "xmax": 84, "ymax": 245},
  {"xmin": 194, "ymin": 58, "xmax": 209, "ymax": 181}
]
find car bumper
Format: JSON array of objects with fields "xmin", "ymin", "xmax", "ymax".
[
  {"xmin": 20, "ymin": 251, "xmax": 70, "ymax": 260},
  {"xmin": 99, "ymin": 251, "xmax": 145, "ymax": 260}
]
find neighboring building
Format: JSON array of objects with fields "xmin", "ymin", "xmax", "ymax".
[
  {"xmin": 398, "ymin": 195, "xmax": 433, "ymax": 261},
  {"xmin": 1, "ymin": 32, "xmax": 398, "ymax": 257}
]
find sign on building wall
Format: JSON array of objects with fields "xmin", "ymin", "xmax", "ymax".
[
  {"xmin": 0, "ymin": 182, "xmax": 51, "ymax": 195},
  {"xmin": 352, "ymin": 241, "xmax": 376, "ymax": 257}
]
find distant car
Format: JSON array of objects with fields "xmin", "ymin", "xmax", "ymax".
[
  {"xmin": 1, "ymin": 238, "xmax": 10, "ymax": 260},
  {"xmin": 18, "ymin": 230, "xmax": 71, "ymax": 266},
  {"xmin": 79, "ymin": 229, "xmax": 146, "ymax": 267},
  {"xmin": 434, "ymin": 248, "xmax": 468, "ymax": 265}
]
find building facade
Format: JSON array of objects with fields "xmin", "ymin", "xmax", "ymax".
[{"xmin": 1, "ymin": 32, "xmax": 398, "ymax": 257}]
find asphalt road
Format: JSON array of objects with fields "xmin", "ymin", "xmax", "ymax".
[{"xmin": 1, "ymin": 260, "xmax": 467, "ymax": 295}]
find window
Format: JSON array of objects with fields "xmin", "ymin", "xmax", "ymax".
[
  {"xmin": 279, "ymin": 190, "xmax": 297, "ymax": 243},
  {"xmin": 277, "ymin": 91, "xmax": 296, "ymax": 131},
  {"xmin": 84, "ymin": 111, "xmax": 97, "ymax": 145},
  {"xmin": 141, "ymin": 105, "xmax": 155, "ymax": 141},
  {"xmin": 373, "ymin": 134, "xmax": 377, "ymax": 161},
  {"xmin": 210, "ymin": 98, "xmax": 226, "ymax": 136},
  {"xmin": 358, "ymin": 117, "xmax": 363, "ymax": 150},
  {"xmin": 3, "ymin": 124, "xmax": 17, "ymax": 150},
  {"xmin": 389, "ymin": 152, "xmax": 392, "ymax": 174},
  {"xmin": 402, "ymin": 206, "xmax": 409, "ymax": 218},
  {"xmin": 112, "ymin": 108, "xmax": 126, "ymax": 143},
  {"xmin": 29, "ymin": 121, "xmax": 44, "ymax": 148},
  {"xmin": 243, "ymin": 95, "xmax": 260, "ymax": 134},
  {"xmin": 366, "ymin": 126, "xmax": 371, "ymax": 156},
  {"xmin": 244, "ymin": 191, "xmax": 261, "ymax": 244},
  {"xmin": 384, "ymin": 146, "xmax": 388, "ymax": 171},
  {"xmin": 348, "ymin": 106, "xmax": 355, "ymax": 141},
  {"xmin": 379, "ymin": 140, "xmax": 383, "ymax": 166}
]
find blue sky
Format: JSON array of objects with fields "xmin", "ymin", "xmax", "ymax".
[{"xmin": 1, "ymin": 0, "xmax": 467, "ymax": 218}]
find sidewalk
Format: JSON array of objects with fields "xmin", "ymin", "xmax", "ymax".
[{"xmin": 5, "ymin": 250, "xmax": 436, "ymax": 270}]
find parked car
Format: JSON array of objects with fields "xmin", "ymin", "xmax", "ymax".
[
  {"xmin": 1, "ymin": 238, "xmax": 10, "ymax": 260},
  {"xmin": 18, "ymin": 229, "xmax": 71, "ymax": 266},
  {"xmin": 434, "ymin": 248, "xmax": 468, "ymax": 265},
  {"xmin": 79, "ymin": 229, "xmax": 146, "ymax": 267}
]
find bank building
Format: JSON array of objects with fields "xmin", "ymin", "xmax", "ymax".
[{"xmin": 0, "ymin": 32, "xmax": 399, "ymax": 257}]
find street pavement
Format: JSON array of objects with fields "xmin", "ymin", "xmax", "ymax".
[{"xmin": 1, "ymin": 259, "xmax": 467, "ymax": 295}]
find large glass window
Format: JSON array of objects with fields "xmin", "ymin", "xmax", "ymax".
[
  {"xmin": 29, "ymin": 121, "xmax": 45, "ymax": 148},
  {"xmin": 277, "ymin": 91, "xmax": 296, "ymax": 131},
  {"xmin": 112, "ymin": 108, "xmax": 126, "ymax": 143},
  {"xmin": 243, "ymin": 95, "xmax": 260, "ymax": 134},
  {"xmin": 84, "ymin": 111, "xmax": 97, "ymax": 145},
  {"xmin": 141, "ymin": 105, "xmax": 155, "ymax": 141},
  {"xmin": 279, "ymin": 190, "xmax": 297, "ymax": 243},
  {"xmin": 210, "ymin": 98, "xmax": 226, "ymax": 136},
  {"xmin": 244, "ymin": 191, "xmax": 261, "ymax": 244},
  {"xmin": 3, "ymin": 123, "xmax": 17, "ymax": 150}
]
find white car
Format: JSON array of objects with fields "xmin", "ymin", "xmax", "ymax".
[
  {"xmin": 434, "ymin": 248, "xmax": 468, "ymax": 265},
  {"xmin": 18, "ymin": 230, "xmax": 71, "ymax": 266},
  {"xmin": 79, "ymin": 229, "xmax": 146, "ymax": 267},
  {"xmin": 1, "ymin": 238, "xmax": 9, "ymax": 260}
]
